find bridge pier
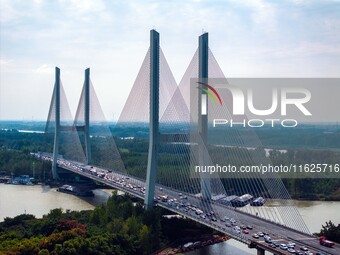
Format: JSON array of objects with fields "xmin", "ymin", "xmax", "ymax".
[
  {"xmin": 145, "ymin": 29, "xmax": 160, "ymax": 209},
  {"xmin": 257, "ymin": 247, "xmax": 265, "ymax": 255}
]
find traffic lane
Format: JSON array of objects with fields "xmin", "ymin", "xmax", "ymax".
[
  {"xmin": 47, "ymin": 157, "xmax": 339, "ymax": 255},
  {"xmin": 158, "ymin": 188, "xmax": 339, "ymax": 255},
  {"xmin": 210, "ymin": 202, "xmax": 339, "ymax": 255}
]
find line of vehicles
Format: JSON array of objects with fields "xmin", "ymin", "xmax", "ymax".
[
  {"xmin": 156, "ymin": 192, "xmax": 334, "ymax": 255},
  {"xmin": 36, "ymin": 153, "xmax": 337, "ymax": 255}
]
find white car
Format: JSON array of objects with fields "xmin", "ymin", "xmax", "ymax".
[{"xmin": 280, "ymin": 244, "xmax": 288, "ymax": 250}]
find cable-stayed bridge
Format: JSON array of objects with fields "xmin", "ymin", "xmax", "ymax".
[{"xmin": 37, "ymin": 30, "xmax": 339, "ymax": 255}]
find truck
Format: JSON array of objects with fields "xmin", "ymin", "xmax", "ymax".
[{"xmin": 319, "ymin": 236, "xmax": 334, "ymax": 248}]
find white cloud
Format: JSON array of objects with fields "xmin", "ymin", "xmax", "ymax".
[
  {"xmin": 0, "ymin": 58, "xmax": 12, "ymax": 66},
  {"xmin": 231, "ymin": 0, "xmax": 278, "ymax": 33},
  {"xmin": 35, "ymin": 64, "xmax": 54, "ymax": 75}
]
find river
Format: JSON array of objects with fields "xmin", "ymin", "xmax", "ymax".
[{"xmin": 0, "ymin": 184, "xmax": 339, "ymax": 255}]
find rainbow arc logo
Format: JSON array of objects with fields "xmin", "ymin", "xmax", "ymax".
[
  {"xmin": 197, "ymin": 81, "xmax": 223, "ymax": 115},
  {"xmin": 197, "ymin": 81, "xmax": 223, "ymax": 105}
]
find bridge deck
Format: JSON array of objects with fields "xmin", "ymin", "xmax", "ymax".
[{"xmin": 35, "ymin": 153, "xmax": 340, "ymax": 255}]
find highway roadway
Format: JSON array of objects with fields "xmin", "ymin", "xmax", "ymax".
[{"xmin": 35, "ymin": 153, "xmax": 340, "ymax": 255}]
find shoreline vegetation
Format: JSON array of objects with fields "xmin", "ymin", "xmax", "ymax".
[
  {"xmin": 0, "ymin": 191, "xmax": 339, "ymax": 255},
  {"xmin": 0, "ymin": 191, "xmax": 221, "ymax": 255},
  {"xmin": 1, "ymin": 127, "xmax": 340, "ymax": 201}
]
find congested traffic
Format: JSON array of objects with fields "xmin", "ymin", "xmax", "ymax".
[{"xmin": 35, "ymin": 153, "xmax": 336, "ymax": 255}]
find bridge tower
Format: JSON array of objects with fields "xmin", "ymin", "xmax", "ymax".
[
  {"xmin": 50, "ymin": 67, "xmax": 91, "ymax": 179},
  {"xmin": 198, "ymin": 32, "xmax": 211, "ymax": 200},
  {"xmin": 84, "ymin": 68, "xmax": 91, "ymax": 165},
  {"xmin": 52, "ymin": 67, "xmax": 61, "ymax": 180},
  {"xmin": 145, "ymin": 29, "xmax": 160, "ymax": 209}
]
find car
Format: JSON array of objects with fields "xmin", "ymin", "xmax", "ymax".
[
  {"xmin": 265, "ymin": 237, "xmax": 272, "ymax": 243},
  {"xmin": 231, "ymin": 222, "xmax": 237, "ymax": 226},
  {"xmin": 240, "ymin": 225, "xmax": 247, "ymax": 230},
  {"xmin": 288, "ymin": 248, "xmax": 296, "ymax": 253},
  {"xmin": 288, "ymin": 242, "xmax": 296, "ymax": 246},
  {"xmin": 295, "ymin": 252, "xmax": 303, "ymax": 255},
  {"xmin": 257, "ymin": 232, "xmax": 264, "ymax": 237},
  {"xmin": 270, "ymin": 243, "xmax": 277, "ymax": 248},
  {"xmin": 280, "ymin": 244, "xmax": 288, "ymax": 250},
  {"xmin": 252, "ymin": 234, "xmax": 259, "ymax": 239},
  {"xmin": 225, "ymin": 222, "xmax": 231, "ymax": 227},
  {"xmin": 288, "ymin": 244, "xmax": 295, "ymax": 249},
  {"xmin": 211, "ymin": 217, "xmax": 217, "ymax": 222},
  {"xmin": 300, "ymin": 247, "xmax": 308, "ymax": 251},
  {"xmin": 242, "ymin": 229, "xmax": 249, "ymax": 234},
  {"xmin": 247, "ymin": 225, "xmax": 253, "ymax": 230}
]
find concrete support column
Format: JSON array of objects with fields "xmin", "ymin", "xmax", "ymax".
[
  {"xmin": 257, "ymin": 247, "xmax": 265, "ymax": 255},
  {"xmin": 84, "ymin": 68, "xmax": 91, "ymax": 165},
  {"xmin": 52, "ymin": 67, "xmax": 60, "ymax": 180},
  {"xmin": 198, "ymin": 32, "xmax": 211, "ymax": 200},
  {"xmin": 145, "ymin": 29, "xmax": 160, "ymax": 209}
]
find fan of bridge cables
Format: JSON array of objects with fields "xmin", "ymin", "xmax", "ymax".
[
  {"xmin": 45, "ymin": 81, "xmax": 86, "ymax": 164},
  {"xmin": 198, "ymin": 49, "xmax": 309, "ymax": 233},
  {"xmin": 113, "ymin": 48, "xmax": 179, "ymax": 180},
  {"xmin": 114, "ymin": 44, "xmax": 310, "ymax": 233},
  {"xmin": 73, "ymin": 80, "xmax": 125, "ymax": 172},
  {"xmin": 42, "ymin": 42, "xmax": 310, "ymax": 234}
]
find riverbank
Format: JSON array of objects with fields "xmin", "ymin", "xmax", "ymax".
[
  {"xmin": 1, "ymin": 184, "xmax": 340, "ymax": 255},
  {"xmin": 289, "ymin": 186, "xmax": 340, "ymax": 201},
  {"xmin": 1, "ymin": 183, "xmax": 340, "ymax": 234},
  {"xmin": 156, "ymin": 235, "xmax": 231, "ymax": 255}
]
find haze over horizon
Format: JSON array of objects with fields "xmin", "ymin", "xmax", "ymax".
[{"xmin": 1, "ymin": 0, "xmax": 340, "ymax": 121}]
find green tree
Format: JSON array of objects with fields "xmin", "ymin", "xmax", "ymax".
[
  {"xmin": 138, "ymin": 225, "xmax": 152, "ymax": 255},
  {"xmin": 318, "ymin": 220, "xmax": 340, "ymax": 243},
  {"xmin": 38, "ymin": 249, "xmax": 50, "ymax": 255}
]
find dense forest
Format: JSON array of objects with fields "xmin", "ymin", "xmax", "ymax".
[{"xmin": 0, "ymin": 191, "xmax": 213, "ymax": 255}]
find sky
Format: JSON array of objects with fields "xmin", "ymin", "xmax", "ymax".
[{"xmin": 0, "ymin": 0, "xmax": 339, "ymax": 121}]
